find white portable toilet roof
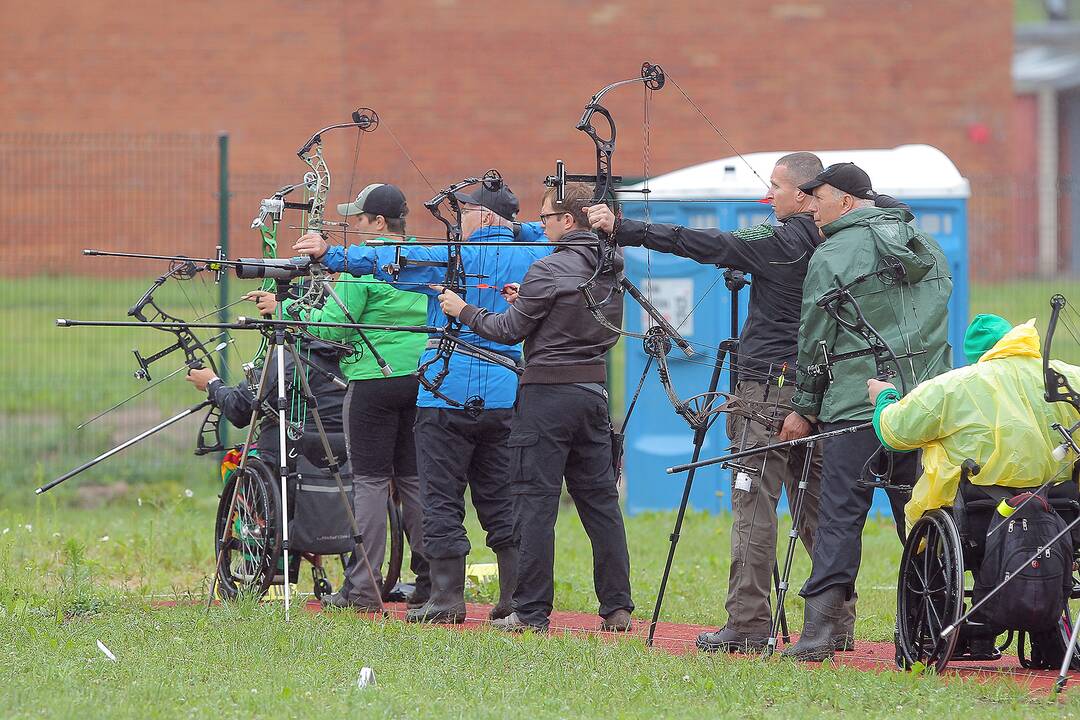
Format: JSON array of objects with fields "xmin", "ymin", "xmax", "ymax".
[{"xmin": 626, "ymin": 144, "xmax": 969, "ymax": 200}]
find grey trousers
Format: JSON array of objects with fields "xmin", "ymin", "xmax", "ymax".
[
  {"xmin": 339, "ymin": 472, "xmax": 425, "ymax": 605},
  {"xmin": 723, "ymin": 379, "xmax": 824, "ymax": 634}
]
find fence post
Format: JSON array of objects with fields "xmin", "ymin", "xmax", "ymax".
[{"xmin": 217, "ymin": 132, "xmax": 230, "ymax": 449}]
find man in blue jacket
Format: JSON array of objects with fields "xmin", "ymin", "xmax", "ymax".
[{"xmin": 293, "ymin": 180, "xmax": 548, "ymax": 624}]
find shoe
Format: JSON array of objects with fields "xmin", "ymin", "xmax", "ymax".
[
  {"xmin": 491, "ymin": 611, "xmax": 547, "ymax": 633},
  {"xmin": 780, "ymin": 587, "xmax": 847, "ymax": 662},
  {"xmin": 319, "ymin": 592, "xmax": 383, "ymax": 613},
  {"xmin": 832, "ymin": 632, "xmax": 856, "ymax": 652},
  {"xmin": 404, "ymin": 555, "xmax": 467, "ymax": 624},
  {"xmin": 696, "ymin": 626, "xmax": 768, "ymax": 653},
  {"xmin": 489, "ymin": 546, "xmax": 519, "ymax": 620},
  {"xmin": 600, "ymin": 608, "xmax": 633, "ymax": 632}
]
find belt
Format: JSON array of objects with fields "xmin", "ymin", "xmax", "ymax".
[{"xmin": 573, "ymin": 382, "xmax": 609, "ymax": 401}]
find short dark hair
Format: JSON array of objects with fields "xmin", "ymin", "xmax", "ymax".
[
  {"xmin": 776, "ymin": 152, "xmax": 823, "ymax": 188},
  {"xmin": 361, "ymin": 209, "xmax": 407, "ymax": 235},
  {"xmin": 541, "ymin": 182, "xmax": 594, "ymax": 229}
]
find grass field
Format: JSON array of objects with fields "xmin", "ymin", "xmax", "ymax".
[{"xmin": 5, "ymin": 276, "xmax": 1080, "ymax": 718}]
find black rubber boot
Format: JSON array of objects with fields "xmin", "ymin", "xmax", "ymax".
[
  {"xmin": 833, "ymin": 594, "xmax": 857, "ymax": 651},
  {"xmin": 489, "ymin": 547, "xmax": 519, "ymax": 620},
  {"xmin": 406, "ymin": 565, "xmax": 432, "ymax": 610},
  {"xmin": 404, "ymin": 555, "xmax": 467, "ymax": 624},
  {"xmin": 781, "ymin": 587, "xmax": 847, "ymax": 662}
]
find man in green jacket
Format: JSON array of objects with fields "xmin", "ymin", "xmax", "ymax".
[
  {"xmin": 777, "ymin": 163, "xmax": 953, "ymax": 661},
  {"xmin": 249, "ymin": 183, "xmax": 430, "ymax": 612}
]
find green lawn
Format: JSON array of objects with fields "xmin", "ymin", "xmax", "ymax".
[{"xmin": 6, "ymin": 276, "xmax": 1080, "ymax": 718}]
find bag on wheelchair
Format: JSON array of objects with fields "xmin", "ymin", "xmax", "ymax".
[
  {"xmin": 973, "ymin": 492, "xmax": 1073, "ymax": 632},
  {"xmin": 288, "ymin": 452, "xmax": 356, "ymax": 556}
]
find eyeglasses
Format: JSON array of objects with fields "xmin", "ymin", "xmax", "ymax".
[{"xmin": 539, "ymin": 211, "xmax": 569, "ymax": 225}]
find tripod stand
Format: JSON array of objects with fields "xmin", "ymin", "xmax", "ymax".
[
  {"xmin": 206, "ymin": 279, "xmax": 382, "ymax": 617},
  {"xmin": 644, "ymin": 269, "xmax": 798, "ymax": 646}
]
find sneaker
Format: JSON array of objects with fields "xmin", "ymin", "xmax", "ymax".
[
  {"xmin": 491, "ymin": 611, "xmax": 547, "ymax": 633},
  {"xmin": 600, "ymin": 609, "xmax": 633, "ymax": 632}
]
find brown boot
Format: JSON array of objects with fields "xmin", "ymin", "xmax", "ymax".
[{"xmin": 601, "ymin": 608, "xmax": 633, "ymax": 632}]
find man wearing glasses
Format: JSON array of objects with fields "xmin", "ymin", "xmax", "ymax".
[{"xmin": 436, "ymin": 182, "xmax": 634, "ymax": 633}]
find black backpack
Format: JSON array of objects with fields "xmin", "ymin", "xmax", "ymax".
[{"xmin": 973, "ymin": 492, "xmax": 1073, "ymax": 632}]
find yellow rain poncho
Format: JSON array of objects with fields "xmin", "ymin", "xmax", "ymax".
[{"xmin": 876, "ymin": 321, "xmax": 1080, "ymax": 532}]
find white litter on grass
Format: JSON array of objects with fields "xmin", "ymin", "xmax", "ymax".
[
  {"xmin": 96, "ymin": 640, "xmax": 117, "ymax": 661},
  {"xmin": 184, "ymin": 489, "xmax": 193, "ymax": 498},
  {"xmin": 356, "ymin": 667, "xmax": 377, "ymax": 689},
  {"xmin": 99, "ymin": 536, "xmax": 109, "ymax": 542}
]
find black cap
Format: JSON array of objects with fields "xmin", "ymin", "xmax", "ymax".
[
  {"xmin": 337, "ymin": 183, "xmax": 408, "ymax": 218},
  {"xmin": 798, "ymin": 162, "xmax": 876, "ymax": 200},
  {"xmin": 454, "ymin": 184, "xmax": 519, "ymax": 221}
]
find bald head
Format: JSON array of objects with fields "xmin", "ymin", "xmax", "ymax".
[{"xmin": 766, "ymin": 152, "xmax": 823, "ymax": 219}]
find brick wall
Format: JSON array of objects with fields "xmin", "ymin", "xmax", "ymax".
[{"xmin": 2, "ymin": 0, "xmax": 1015, "ymax": 277}]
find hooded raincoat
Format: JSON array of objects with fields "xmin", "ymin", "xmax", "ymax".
[
  {"xmin": 876, "ymin": 321, "xmax": 1080, "ymax": 531},
  {"xmin": 791, "ymin": 207, "xmax": 953, "ymax": 422}
]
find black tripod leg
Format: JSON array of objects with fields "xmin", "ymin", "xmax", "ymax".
[
  {"xmin": 646, "ymin": 343, "xmax": 728, "ymax": 647},
  {"xmin": 767, "ymin": 438, "xmax": 815, "ymax": 656},
  {"xmin": 772, "ymin": 562, "xmax": 790, "ymax": 643}
]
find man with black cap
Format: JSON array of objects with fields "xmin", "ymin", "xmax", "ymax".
[
  {"xmin": 256, "ymin": 183, "xmax": 432, "ymax": 612},
  {"xmin": 435, "ymin": 181, "xmax": 635, "ymax": 633},
  {"xmin": 293, "ymin": 175, "xmax": 548, "ymax": 624},
  {"xmin": 778, "ymin": 162, "xmax": 953, "ymax": 662},
  {"xmin": 585, "ymin": 152, "xmax": 888, "ymax": 653}
]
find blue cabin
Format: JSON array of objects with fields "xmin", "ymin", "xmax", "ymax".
[{"xmin": 618, "ymin": 144, "xmax": 970, "ymax": 515}]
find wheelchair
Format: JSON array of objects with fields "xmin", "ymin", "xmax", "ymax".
[
  {"xmin": 212, "ymin": 441, "xmax": 405, "ymax": 603},
  {"xmin": 895, "ymin": 461, "xmax": 1080, "ymax": 673}
]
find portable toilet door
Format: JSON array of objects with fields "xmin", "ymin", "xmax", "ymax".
[{"xmin": 618, "ymin": 144, "xmax": 970, "ymax": 515}]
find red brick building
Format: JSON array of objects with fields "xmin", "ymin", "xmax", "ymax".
[{"xmin": 3, "ymin": 1, "xmax": 1015, "ymax": 277}]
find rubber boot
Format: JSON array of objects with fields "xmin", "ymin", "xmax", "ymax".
[
  {"xmin": 488, "ymin": 547, "xmax": 519, "ymax": 620},
  {"xmin": 781, "ymin": 587, "xmax": 847, "ymax": 662},
  {"xmin": 832, "ymin": 594, "xmax": 857, "ymax": 651},
  {"xmin": 405, "ymin": 555, "xmax": 467, "ymax": 624},
  {"xmin": 407, "ymin": 560, "xmax": 432, "ymax": 610}
]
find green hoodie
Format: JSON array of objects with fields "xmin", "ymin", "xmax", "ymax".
[
  {"xmin": 283, "ymin": 260, "xmax": 427, "ymax": 382},
  {"xmin": 791, "ymin": 207, "xmax": 953, "ymax": 422}
]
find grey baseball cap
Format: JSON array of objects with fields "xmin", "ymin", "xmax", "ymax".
[{"xmin": 337, "ymin": 183, "xmax": 407, "ymax": 218}]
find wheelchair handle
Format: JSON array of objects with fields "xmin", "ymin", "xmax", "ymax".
[{"xmin": 960, "ymin": 459, "xmax": 982, "ymax": 484}]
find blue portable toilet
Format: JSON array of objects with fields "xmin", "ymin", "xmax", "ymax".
[{"xmin": 619, "ymin": 144, "xmax": 970, "ymax": 515}]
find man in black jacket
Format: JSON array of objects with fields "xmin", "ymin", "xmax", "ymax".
[
  {"xmin": 588, "ymin": 152, "xmax": 836, "ymax": 652},
  {"xmin": 186, "ymin": 339, "xmax": 347, "ymax": 469},
  {"xmin": 436, "ymin": 182, "xmax": 634, "ymax": 633}
]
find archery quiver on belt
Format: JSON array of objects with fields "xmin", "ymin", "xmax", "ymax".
[{"xmin": 973, "ymin": 493, "xmax": 1073, "ymax": 632}]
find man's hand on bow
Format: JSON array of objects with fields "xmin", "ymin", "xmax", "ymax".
[
  {"xmin": 186, "ymin": 367, "xmax": 219, "ymax": 392},
  {"xmin": 431, "ymin": 285, "xmax": 467, "ymax": 318},
  {"xmin": 584, "ymin": 204, "xmax": 616, "ymax": 235},
  {"xmin": 242, "ymin": 290, "xmax": 278, "ymax": 316},
  {"xmin": 779, "ymin": 411, "xmax": 814, "ymax": 441},
  {"xmin": 501, "ymin": 282, "xmax": 520, "ymax": 304},
  {"xmin": 292, "ymin": 231, "xmax": 329, "ymax": 261},
  {"xmin": 867, "ymin": 378, "xmax": 897, "ymax": 404}
]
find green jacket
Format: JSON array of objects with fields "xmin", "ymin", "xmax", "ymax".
[
  {"xmin": 791, "ymin": 207, "xmax": 953, "ymax": 422},
  {"xmin": 284, "ymin": 262, "xmax": 427, "ymax": 382}
]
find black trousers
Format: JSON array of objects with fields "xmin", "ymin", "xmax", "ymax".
[
  {"xmin": 510, "ymin": 384, "xmax": 633, "ymax": 627},
  {"xmin": 800, "ymin": 420, "xmax": 913, "ymax": 599},
  {"xmin": 414, "ymin": 406, "xmax": 515, "ymax": 560}
]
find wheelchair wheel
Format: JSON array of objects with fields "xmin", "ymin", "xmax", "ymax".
[
  {"xmin": 213, "ymin": 457, "xmax": 281, "ymax": 601},
  {"xmin": 380, "ymin": 492, "xmax": 405, "ymax": 600},
  {"xmin": 896, "ymin": 509, "xmax": 965, "ymax": 672}
]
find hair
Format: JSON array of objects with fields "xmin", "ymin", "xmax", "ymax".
[
  {"xmin": 361, "ymin": 207, "xmax": 407, "ymax": 235},
  {"xmin": 776, "ymin": 152, "xmax": 823, "ymax": 188},
  {"xmin": 541, "ymin": 182, "xmax": 594, "ymax": 229}
]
